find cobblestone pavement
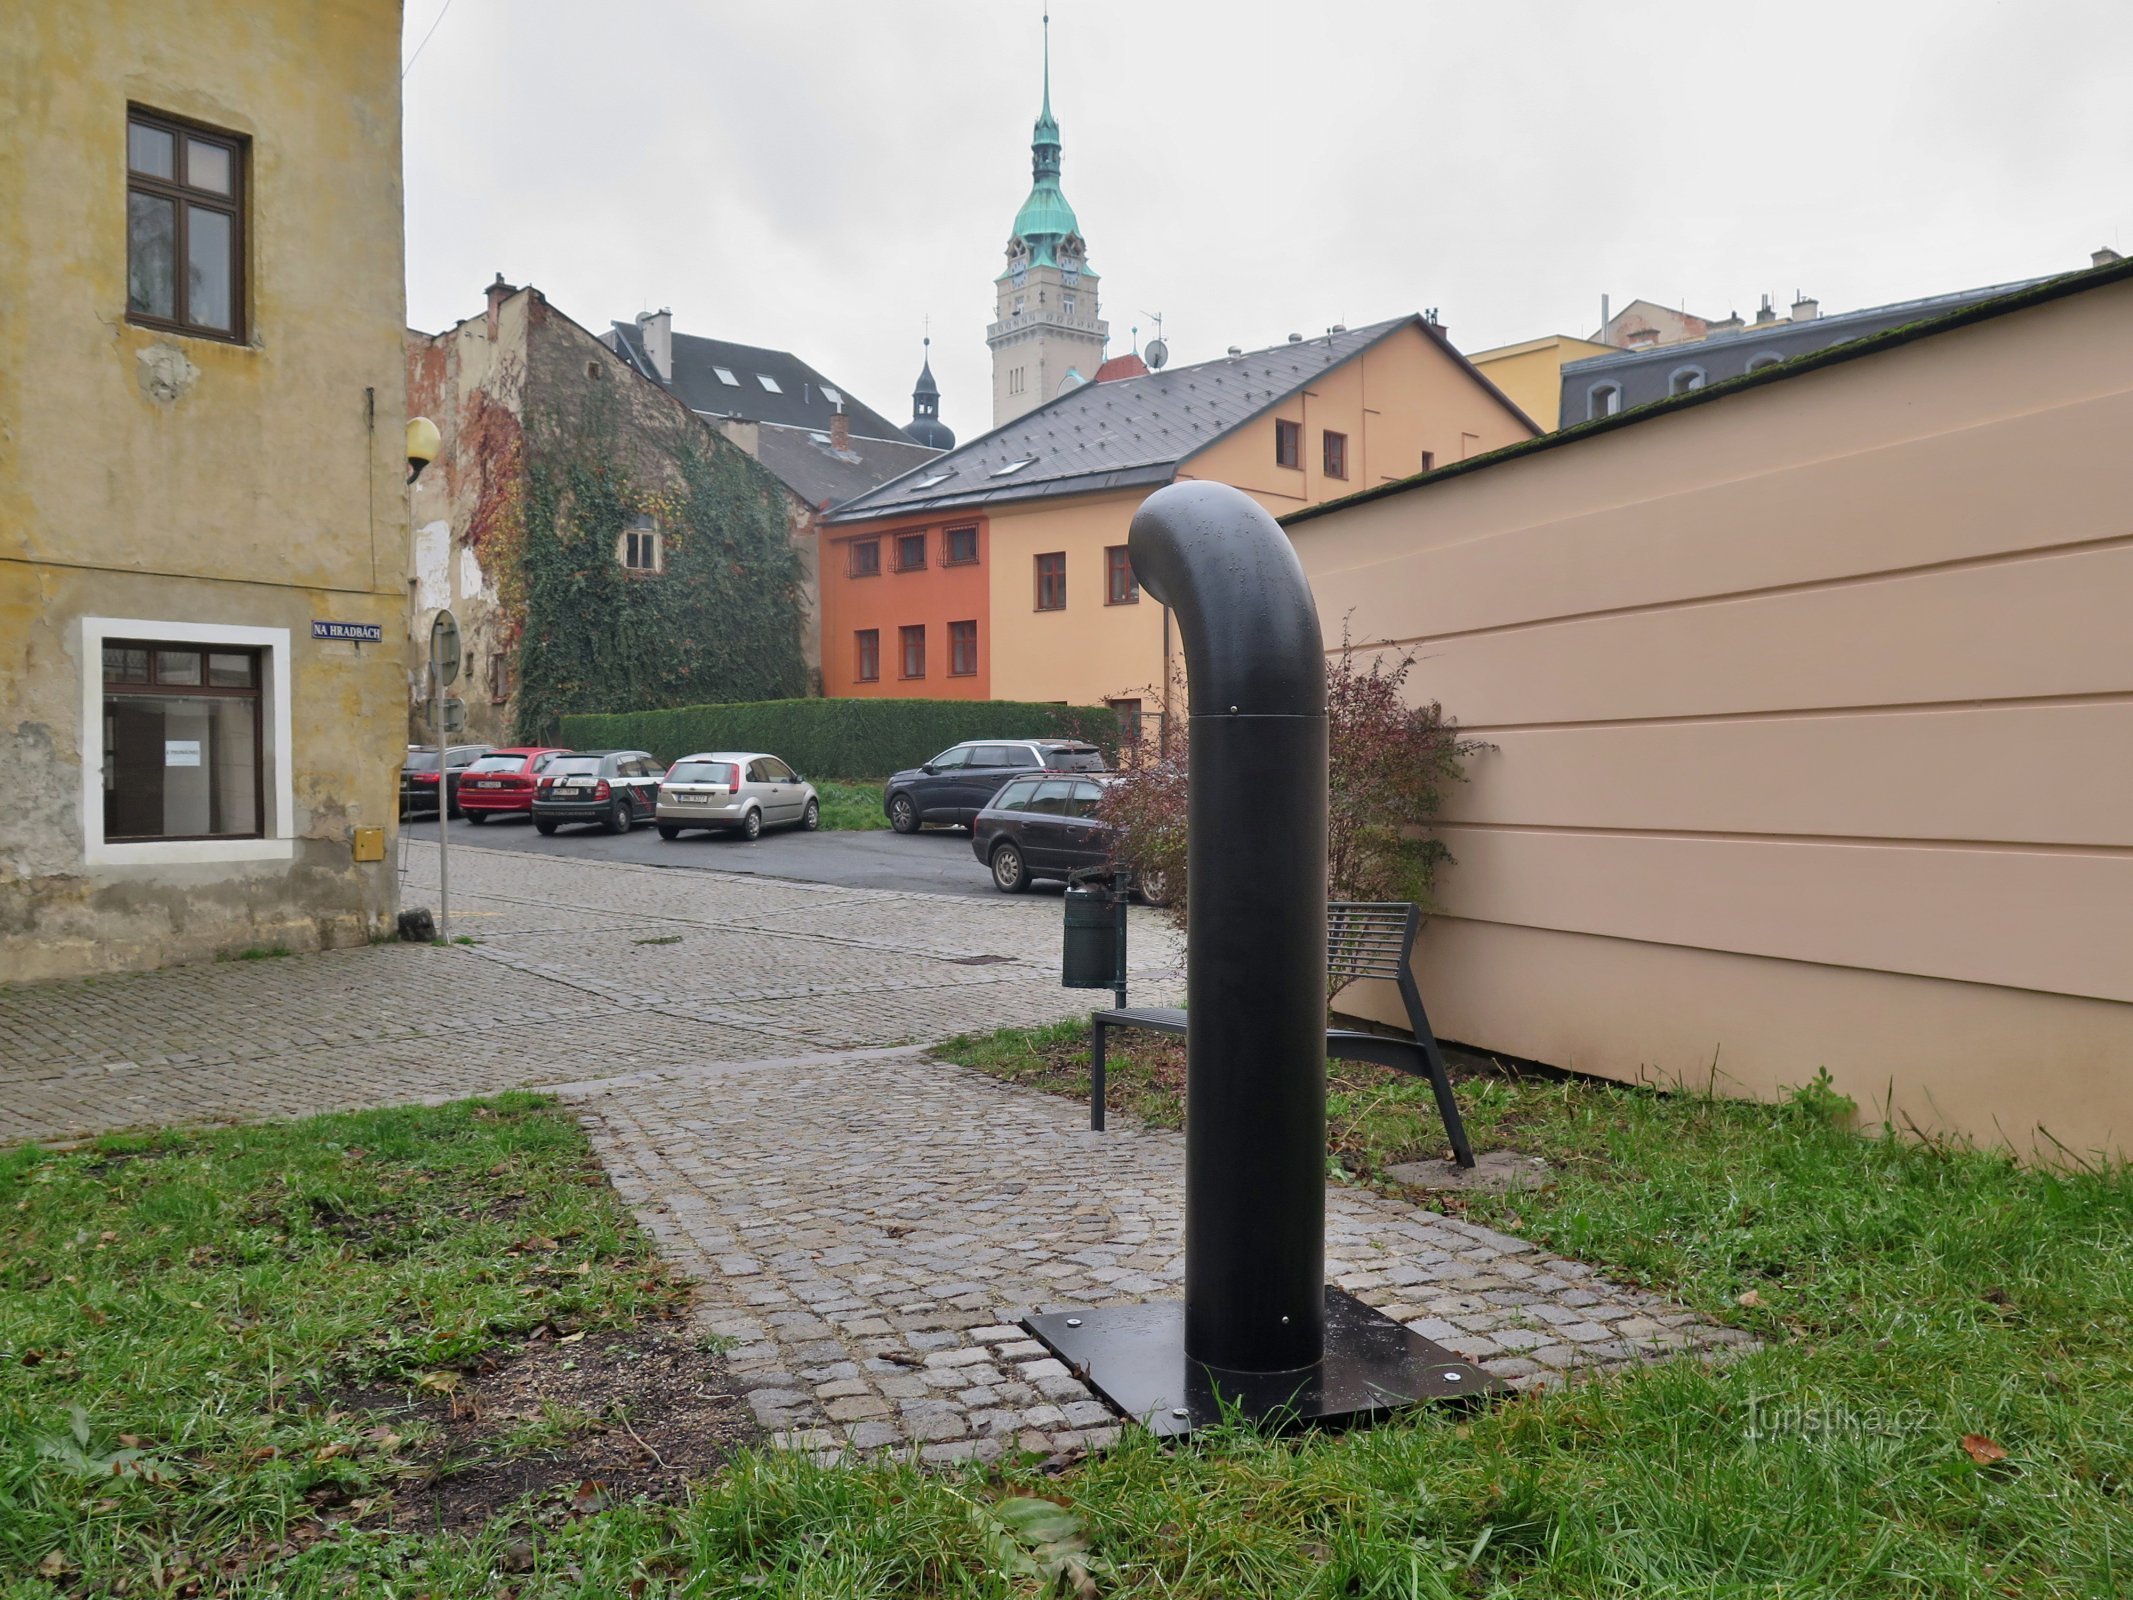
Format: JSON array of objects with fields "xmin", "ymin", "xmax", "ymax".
[
  {"xmin": 579, "ymin": 1053, "xmax": 1755, "ymax": 1464},
  {"xmin": 3, "ymin": 841, "xmax": 1749, "ymax": 1463},
  {"xmin": 0, "ymin": 841, "xmax": 1183, "ymax": 1144}
]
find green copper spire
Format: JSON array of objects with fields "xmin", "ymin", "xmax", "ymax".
[{"xmin": 1009, "ymin": 7, "xmax": 1083, "ymax": 269}]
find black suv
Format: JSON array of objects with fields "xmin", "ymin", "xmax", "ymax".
[
  {"xmin": 531, "ymin": 749, "xmax": 663, "ymax": 835},
  {"xmin": 402, "ymin": 744, "xmax": 492, "ymax": 819},
  {"xmin": 884, "ymin": 739, "xmax": 1105, "ymax": 832}
]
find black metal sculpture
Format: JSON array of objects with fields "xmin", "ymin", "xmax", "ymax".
[{"xmin": 1024, "ymin": 481, "xmax": 1497, "ymax": 1435}]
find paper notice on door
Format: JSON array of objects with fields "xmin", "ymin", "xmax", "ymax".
[{"xmin": 165, "ymin": 739, "xmax": 202, "ymax": 767}]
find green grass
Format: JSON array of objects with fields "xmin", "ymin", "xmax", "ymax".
[
  {"xmin": 7, "ymin": 1051, "xmax": 2132, "ymax": 1597},
  {"xmin": 816, "ymin": 781, "xmax": 888, "ymax": 831},
  {"xmin": 0, "ymin": 1097, "xmax": 682, "ymax": 1595}
]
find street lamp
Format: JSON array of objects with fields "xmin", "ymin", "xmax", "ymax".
[
  {"xmin": 406, "ymin": 415, "xmax": 441, "ymax": 482},
  {"xmin": 404, "ymin": 416, "xmax": 454, "ymax": 937}
]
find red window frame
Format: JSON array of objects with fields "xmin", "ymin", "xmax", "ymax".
[
  {"xmin": 1105, "ymin": 545, "xmax": 1138, "ymax": 605},
  {"xmin": 1035, "ymin": 552, "xmax": 1066, "ymax": 611},
  {"xmin": 855, "ymin": 629, "xmax": 879, "ymax": 682},
  {"xmin": 848, "ymin": 539, "xmax": 882, "ymax": 578},
  {"xmin": 899, "ymin": 624, "xmax": 926, "ymax": 679},
  {"xmin": 944, "ymin": 524, "xmax": 980, "ymax": 565},
  {"xmin": 949, "ymin": 620, "xmax": 978, "ymax": 676},
  {"xmin": 1275, "ymin": 418, "xmax": 1301, "ymax": 470},
  {"xmin": 1323, "ymin": 429, "xmax": 1349, "ymax": 480}
]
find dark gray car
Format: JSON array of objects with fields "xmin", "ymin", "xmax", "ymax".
[
  {"xmin": 883, "ymin": 739, "xmax": 1105, "ymax": 832},
  {"xmin": 531, "ymin": 749, "xmax": 661, "ymax": 835}
]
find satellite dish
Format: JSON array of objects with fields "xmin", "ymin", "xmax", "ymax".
[{"xmin": 1145, "ymin": 337, "xmax": 1169, "ymax": 371}]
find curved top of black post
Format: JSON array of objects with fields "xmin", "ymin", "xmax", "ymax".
[{"xmin": 1129, "ymin": 481, "xmax": 1325, "ymax": 718}]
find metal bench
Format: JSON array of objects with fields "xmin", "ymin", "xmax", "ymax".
[{"xmin": 1088, "ymin": 900, "xmax": 1475, "ymax": 1167}]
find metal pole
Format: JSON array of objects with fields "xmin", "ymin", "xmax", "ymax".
[
  {"xmin": 432, "ymin": 648, "xmax": 449, "ymax": 940},
  {"xmin": 1112, "ymin": 869, "xmax": 1128, "ymax": 1010},
  {"xmin": 1129, "ymin": 481, "xmax": 1327, "ymax": 1375}
]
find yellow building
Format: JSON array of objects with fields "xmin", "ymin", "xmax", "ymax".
[
  {"xmin": 821, "ymin": 317, "xmax": 1536, "ymax": 727},
  {"xmin": 1469, "ymin": 334, "xmax": 1618, "ymax": 429},
  {"xmin": 0, "ymin": 0, "xmax": 411, "ymax": 979}
]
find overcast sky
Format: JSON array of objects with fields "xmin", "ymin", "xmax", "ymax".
[{"xmin": 403, "ymin": 0, "xmax": 2132, "ymax": 444}]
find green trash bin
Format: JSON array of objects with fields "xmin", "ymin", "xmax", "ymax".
[{"xmin": 1062, "ymin": 884, "xmax": 1118, "ymax": 990}]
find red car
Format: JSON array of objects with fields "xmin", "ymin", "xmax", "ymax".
[{"xmin": 457, "ymin": 747, "xmax": 569, "ymax": 822}]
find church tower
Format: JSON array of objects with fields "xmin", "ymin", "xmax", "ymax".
[
  {"xmin": 905, "ymin": 337, "xmax": 955, "ymax": 450},
  {"xmin": 987, "ymin": 14, "xmax": 1107, "ymax": 428}
]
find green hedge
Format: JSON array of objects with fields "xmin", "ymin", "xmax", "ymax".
[{"xmin": 557, "ymin": 697, "xmax": 1119, "ymax": 780}]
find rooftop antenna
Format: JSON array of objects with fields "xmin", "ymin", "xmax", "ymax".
[{"xmin": 1142, "ymin": 310, "xmax": 1168, "ymax": 371}]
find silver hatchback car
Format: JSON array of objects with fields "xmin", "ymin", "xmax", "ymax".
[{"xmin": 655, "ymin": 751, "xmax": 820, "ymax": 841}]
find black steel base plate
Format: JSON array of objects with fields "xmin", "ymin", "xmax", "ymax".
[{"xmin": 1023, "ymin": 1286, "xmax": 1504, "ymax": 1438}]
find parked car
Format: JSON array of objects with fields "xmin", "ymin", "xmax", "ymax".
[
  {"xmin": 655, "ymin": 751, "xmax": 819, "ymax": 841},
  {"xmin": 883, "ymin": 739, "xmax": 1106, "ymax": 833},
  {"xmin": 456, "ymin": 746, "xmax": 569, "ymax": 823},
  {"xmin": 970, "ymin": 773, "xmax": 1172, "ymax": 903},
  {"xmin": 530, "ymin": 749, "xmax": 662, "ymax": 835},
  {"xmin": 401, "ymin": 743, "xmax": 492, "ymax": 819}
]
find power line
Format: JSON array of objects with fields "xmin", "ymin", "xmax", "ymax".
[{"xmin": 402, "ymin": 0, "xmax": 457, "ymax": 78}]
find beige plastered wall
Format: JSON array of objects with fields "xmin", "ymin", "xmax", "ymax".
[
  {"xmin": 985, "ymin": 324, "xmax": 1534, "ymax": 705},
  {"xmin": 1, "ymin": 0, "xmax": 410, "ymax": 980},
  {"xmin": 1290, "ymin": 278, "xmax": 2133, "ymax": 1161}
]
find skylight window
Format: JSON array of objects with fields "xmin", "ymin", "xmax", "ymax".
[
  {"xmin": 914, "ymin": 473, "xmax": 952, "ymax": 490},
  {"xmin": 713, "ymin": 367, "xmax": 739, "ymax": 386},
  {"xmin": 757, "ymin": 374, "xmax": 783, "ymax": 393},
  {"xmin": 821, "ymin": 386, "xmax": 843, "ymax": 405},
  {"xmin": 991, "ymin": 459, "xmax": 1035, "ymax": 477}
]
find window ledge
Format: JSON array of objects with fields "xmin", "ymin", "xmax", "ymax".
[
  {"xmin": 87, "ymin": 836, "xmax": 295, "ymax": 867},
  {"xmin": 125, "ymin": 314, "xmax": 250, "ymax": 348}
]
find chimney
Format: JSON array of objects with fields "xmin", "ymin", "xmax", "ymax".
[
  {"xmin": 1754, "ymin": 293, "xmax": 1777, "ymax": 326},
  {"xmin": 1599, "ymin": 292, "xmax": 1611, "ymax": 340},
  {"xmin": 1791, "ymin": 292, "xmax": 1819, "ymax": 323},
  {"xmin": 830, "ymin": 404, "xmax": 849, "ymax": 452},
  {"xmin": 484, "ymin": 272, "xmax": 516, "ymax": 339},
  {"xmin": 2094, "ymin": 246, "xmax": 2125, "ymax": 267},
  {"xmin": 636, "ymin": 307, "xmax": 673, "ymax": 383}
]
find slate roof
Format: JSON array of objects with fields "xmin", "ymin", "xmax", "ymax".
[
  {"xmin": 603, "ymin": 322, "xmax": 913, "ymax": 444},
  {"xmin": 752, "ymin": 422, "xmax": 946, "ymax": 512},
  {"xmin": 1286, "ymin": 253, "xmax": 2133, "ymax": 528},
  {"xmin": 827, "ymin": 315, "xmax": 1524, "ymax": 523}
]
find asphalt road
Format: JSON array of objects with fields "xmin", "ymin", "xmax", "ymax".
[{"xmin": 418, "ymin": 810, "xmax": 1049, "ymax": 899}]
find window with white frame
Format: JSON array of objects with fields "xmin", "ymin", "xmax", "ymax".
[
  {"xmin": 79, "ymin": 618, "xmax": 293, "ymax": 865},
  {"xmin": 621, "ymin": 511, "xmax": 661, "ymax": 573}
]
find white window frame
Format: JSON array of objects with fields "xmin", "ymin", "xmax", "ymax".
[{"xmin": 79, "ymin": 616, "xmax": 295, "ymax": 866}]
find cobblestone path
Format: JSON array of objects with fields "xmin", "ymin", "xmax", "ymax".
[
  {"xmin": 4, "ymin": 843, "xmax": 1747, "ymax": 1461},
  {"xmin": 578, "ymin": 1053, "xmax": 1754, "ymax": 1463},
  {"xmin": 0, "ymin": 842, "xmax": 1182, "ymax": 1144}
]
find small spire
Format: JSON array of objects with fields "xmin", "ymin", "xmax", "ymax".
[{"xmin": 1042, "ymin": 8, "xmax": 1051, "ymax": 122}]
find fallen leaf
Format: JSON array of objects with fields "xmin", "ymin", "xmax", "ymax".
[
  {"xmin": 314, "ymin": 1443, "xmax": 348, "ymax": 1462},
  {"xmin": 38, "ymin": 1551, "xmax": 71, "ymax": 1578},
  {"xmin": 21, "ymin": 1349, "xmax": 43, "ymax": 1367},
  {"xmin": 82, "ymin": 1307, "xmax": 109, "ymax": 1326},
  {"xmin": 1735, "ymin": 1289, "xmax": 1764, "ymax": 1309},
  {"xmin": 360, "ymin": 1426, "xmax": 402, "ymax": 1450},
  {"xmin": 521, "ymin": 1235, "xmax": 560, "ymax": 1253},
  {"xmin": 499, "ymin": 1537, "xmax": 536, "ymax": 1573},
  {"xmin": 1962, "ymin": 1434, "xmax": 2008, "ymax": 1466},
  {"xmin": 557, "ymin": 1331, "xmax": 585, "ymax": 1345},
  {"xmin": 880, "ymin": 1350, "xmax": 925, "ymax": 1368},
  {"xmin": 117, "ymin": 1433, "xmax": 145, "ymax": 1448},
  {"xmin": 568, "ymin": 1479, "xmax": 608, "ymax": 1516},
  {"xmin": 99, "ymin": 1231, "xmax": 120, "ymax": 1243},
  {"xmin": 415, "ymin": 1371, "xmax": 461, "ymax": 1393}
]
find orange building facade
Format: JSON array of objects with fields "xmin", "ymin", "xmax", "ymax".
[
  {"xmin": 820, "ymin": 317, "xmax": 1536, "ymax": 709},
  {"xmin": 818, "ymin": 512, "xmax": 994, "ymax": 698}
]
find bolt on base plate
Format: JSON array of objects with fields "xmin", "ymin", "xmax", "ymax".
[{"xmin": 1023, "ymin": 1286, "xmax": 1504, "ymax": 1439}]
